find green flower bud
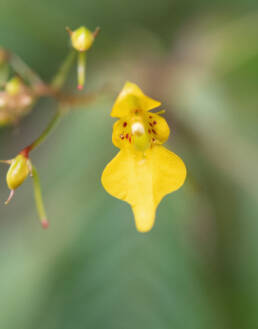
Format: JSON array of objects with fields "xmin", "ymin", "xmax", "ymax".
[
  {"xmin": 6, "ymin": 154, "xmax": 30, "ymax": 190},
  {"xmin": 5, "ymin": 77, "xmax": 23, "ymax": 96},
  {"xmin": 70, "ymin": 26, "xmax": 94, "ymax": 52}
]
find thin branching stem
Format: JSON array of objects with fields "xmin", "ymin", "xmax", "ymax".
[{"xmin": 21, "ymin": 49, "xmax": 77, "ymax": 155}]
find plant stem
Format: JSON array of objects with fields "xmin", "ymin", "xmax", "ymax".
[
  {"xmin": 25, "ymin": 110, "xmax": 62, "ymax": 154},
  {"xmin": 21, "ymin": 50, "xmax": 76, "ymax": 155},
  {"xmin": 51, "ymin": 50, "xmax": 76, "ymax": 90},
  {"xmin": 77, "ymin": 51, "xmax": 86, "ymax": 90},
  {"xmin": 31, "ymin": 165, "xmax": 48, "ymax": 228},
  {"xmin": 8, "ymin": 52, "xmax": 44, "ymax": 87}
]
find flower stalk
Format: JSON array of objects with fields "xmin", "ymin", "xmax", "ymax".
[
  {"xmin": 31, "ymin": 165, "xmax": 48, "ymax": 229},
  {"xmin": 77, "ymin": 51, "xmax": 86, "ymax": 90},
  {"xmin": 22, "ymin": 110, "xmax": 62, "ymax": 156},
  {"xmin": 51, "ymin": 50, "xmax": 76, "ymax": 90}
]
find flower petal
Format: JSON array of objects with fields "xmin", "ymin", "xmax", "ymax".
[
  {"xmin": 111, "ymin": 82, "xmax": 161, "ymax": 118},
  {"xmin": 147, "ymin": 112, "xmax": 170, "ymax": 144},
  {"xmin": 101, "ymin": 145, "xmax": 186, "ymax": 232}
]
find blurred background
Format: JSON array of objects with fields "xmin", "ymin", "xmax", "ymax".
[{"xmin": 0, "ymin": 0, "xmax": 258, "ymax": 328}]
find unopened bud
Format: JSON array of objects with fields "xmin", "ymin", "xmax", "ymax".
[
  {"xmin": 6, "ymin": 154, "xmax": 30, "ymax": 190},
  {"xmin": 5, "ymin": 77, "xmax": 23, "ymax": 96},
  {"xmin": 70, "ymin": 26, "xmax": 94, "ymax": 52},
  {"xmin": 67, "ymin": 26, "xmax": 99, "ymax": 90}
]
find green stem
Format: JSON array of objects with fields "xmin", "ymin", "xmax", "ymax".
[
  {"xmin": 9, "ymin": 52, "xmax": 44, "ymax": 87},
  {"xmin": 27, "ymin": 50, "xmax": 76, "ymax": 228},
  {"xmin": 51, "ymin": 50, "xmax": 76, "ymax": 90},
  {"xmin": 27, "ymin": 110, "xmax": 62, "ymax": 153},
  {"xmin": 23, "ymin": 50, "xmax": 76, "ymax": 154},
  {"xmin": 31, "ymin": 165, "xmax": 48, "ymax": 228},
  {"xmin": 77, "ymin": 51, "xmax": 86, "ymax": 90}
]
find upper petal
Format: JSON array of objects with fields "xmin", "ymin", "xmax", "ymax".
[
  {"xmin": 111, "ymin": 82, "xmax": 161, "ymax": 118},
  {"xmin": 101, "ymin": 145, "xmax": 187, "ymax": 232}
]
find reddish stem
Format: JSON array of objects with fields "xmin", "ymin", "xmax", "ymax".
[{"xmin": 20, "ymin": 146, "xmax": 31, "ymax": 158}]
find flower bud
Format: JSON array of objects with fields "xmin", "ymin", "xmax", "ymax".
[
  {"xmin": 5, "ymin": 76, "xmax": 23, "ymax": 96},
  {"xmin": 67, "ymin": 26, "xmax": 99, "ymax": 90},
  {"xmin": 6, "ymin": 154, "xmax": 30, "ymax": 190},
  {"xmin": 70, "ymin": 26, "xmax": 94, "ymax": 52}
]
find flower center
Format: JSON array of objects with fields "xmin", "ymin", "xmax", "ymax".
[
  {"xmin": 130, "ymin": 121, "xmax": 150, "ymax": 152},
  {"xmin": 131, "ymin": 122, "xmax": 145, "ymax": 136}
]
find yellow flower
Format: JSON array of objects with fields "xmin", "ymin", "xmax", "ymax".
[{"xmin": 101, "ymin": 82, "xmax": 187, "ymax": 232}]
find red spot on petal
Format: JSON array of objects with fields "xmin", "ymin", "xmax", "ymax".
[
  {"xmin": 123, "ymin": 122, "xmax": 127, "ymax": 127},
  {"xmin": 152, "ymin": 138, "xmax": 156, "ymax": 142},
  {"xmin": 120, "ymin": 134, "xmax": 124, "ymax": 139},
  {"xmin": 152, "ymin": 129, "xmax": 156, "ymax": 134},
  {"xmin": 149, "ymin": 115, "xmax": 152, "ymax": 119},
  {"xmin": 126, "ymin": 133, "xmax": 129, "ymax": 139},
  {"xmin": 148, "ymin": 129, "xmax": 151, "ymax": 134},
  {"xmin": 149, "ymin": 122, "xmax": 153, "ymax": 127},
  {"xmin": 129, "ymin": 136, "xmax": 131, "ymax": 143},
  {"xmin": 153, "ymin": 121, "xmax": 157, "ymax": 125}
]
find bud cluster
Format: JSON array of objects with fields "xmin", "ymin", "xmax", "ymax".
[
  {"xmin": 0, "ymin": 76, "xmax": 35, "ymax": 126},
  {"xmin": 0, "ymin": 24, "xmax": 101, "ymax": 229}
]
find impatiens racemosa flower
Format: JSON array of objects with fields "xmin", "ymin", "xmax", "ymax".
[
  {"xmin": 101, "ymin": 82, "xmax": 187, "ymax": 233},
  {"xmin": 67, "ymin": 26, "xmax": 100, "ymax": 90}
]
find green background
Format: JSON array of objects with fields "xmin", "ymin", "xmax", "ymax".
[{"xmin": 0, "ymin": 0, "xmax": 258, "ymax": 328}]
